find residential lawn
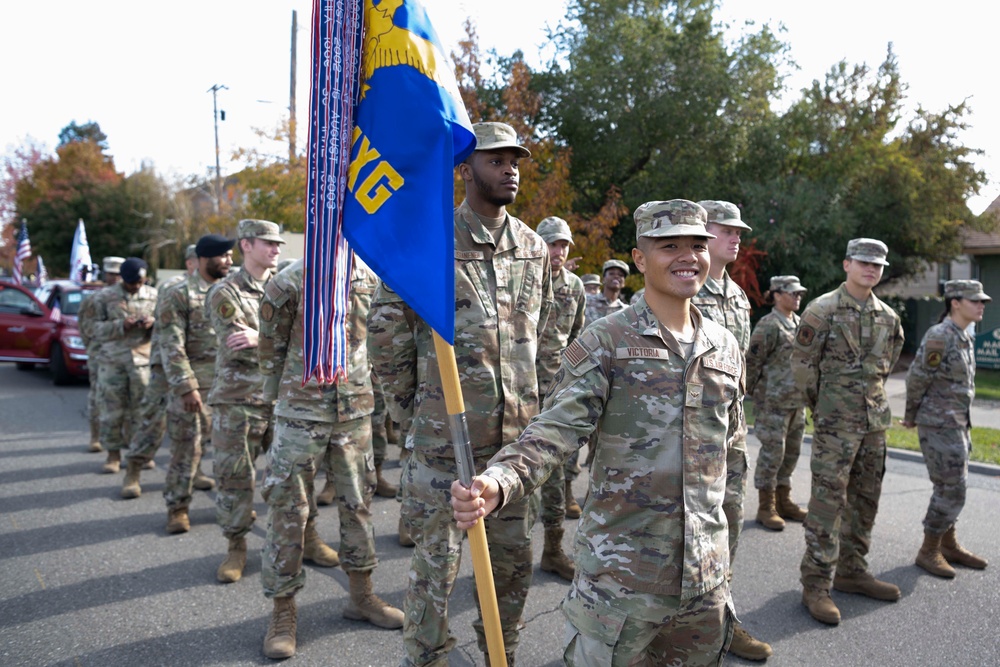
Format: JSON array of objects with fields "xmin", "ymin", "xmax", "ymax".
[
  {"xmin": 886, "ymin": 424, "xmax": 1000, "ymax": 466},
  {"xmin": 976, "ymin": 369, "xmax": 1000, "ymax": 401}
]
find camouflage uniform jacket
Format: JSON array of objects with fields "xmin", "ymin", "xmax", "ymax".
[
  {"xmin": 88, "ymin": 282, "xmax": 158, "ymax": 366},
  {"xmin": 76, "ymin": 290, "xmax": 101, "ymax": 352},
  {"xmin": 149, "ymin": 275, "xmax": 187, "ymax": 369},
  {"xmin": 483, "ymin": 298, "xmax": 744, "ymax": 599},
  {"xmin": 206, "ymin": 267, "xmax": 273, "ymax": 407},
  {"xmin": 157, "ymin": 272, "xmax": 219, "ymax": 397},
  {"xmin": 745, "ymin": 308, "xmax": 800, "ymax": 409},
  {"xmin": 368, "ymin": 199, "xmax": 554, "ymax": 458},
  {"xmin": 536, "ymin": 267, "xmax": 586, "ymax": 396},
  {"xmin": 904, "ymin": 318, "xmax": 974, "ymax": 428},
  {"xmin": 791, "ymin": 283, "xmax": 904, "ymax": 432},
  {"xmin": 258, "ymin": 257, "xmax": 375, "ymax": 423},
  {"xmin": 584, "ymin": 292, "xmax": 627, "ymax": 326},
  {"xmin": 692, "ymin": 270, "xmax": 751, "ymax": 356}
]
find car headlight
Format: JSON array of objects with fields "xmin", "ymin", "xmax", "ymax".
[{"xmin": 64, "ymin": 335, "xmax": 86, "ymax": 350}]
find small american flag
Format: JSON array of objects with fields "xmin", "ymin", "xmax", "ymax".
[{"xmin": 12, "ymin": 221, "xmax": 32, "ymax": 284}]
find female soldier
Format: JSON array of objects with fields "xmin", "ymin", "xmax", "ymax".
[
  {"xmin": 904, "ymin": 280, "xmax": 991, "ymax": 578},
  {"xmin": 746, "ymin": 275, "xmax": 809, "ymax": 530}
]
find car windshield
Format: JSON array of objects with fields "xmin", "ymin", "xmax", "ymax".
[{"xmin": 59, "ymin": 291, "xmax": 85, "ymax": 315}]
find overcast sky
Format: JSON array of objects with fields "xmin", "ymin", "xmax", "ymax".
[{"xmin": 2, "ymin": 0, "xmax": 995, "ymax": 213}]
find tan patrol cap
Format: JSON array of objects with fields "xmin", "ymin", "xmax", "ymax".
[
  {"xmin": 846, "ymin": 238, "xmax": 889, "ymax": 266},
  {"xmin": 698, "ymin": 200, "xmax": 752, "ymax": 231},
  {"xmin": 769, "ymin": 275, "xmax": 807, "ymax": 293},
  {"xmin": 536, "ymin": 216, "xmax": 574, "ymax": 245},
  {"xmin": 634, "ymin": 199, "xmax": 715, "ymax": 242},
  {"xmin": 473, "ymin": 122, "xmax": 530, "ymax": 158},
  {"xmin": 103, "ymin": 256, "xmax": 125, "ymax": 274},
  {"xmin": 580, "ymin": 273, "xmax": 601, "ymax": 286},
  {"xmin": 238, "ymin": 219, "xmax": 285, "ymax": 244},
  {"xmin": 944, "ymin": 279, "xmax": 991, "ymax": 302},
  {"xmin": 602, "ymin": 259, "xmax": 630, "ymax": 277}
]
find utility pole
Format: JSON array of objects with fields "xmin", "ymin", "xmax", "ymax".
[
  {"xmin": 207, "ymin": 83, "xmax": 228, "ymax": 214},
  {"xmin": 289, "ymin": 10, "xmax": 297, "ymax": 163}
]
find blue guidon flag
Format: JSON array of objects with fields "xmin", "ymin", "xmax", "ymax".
[{"xmin": 303, "ymin": 0, "xmax": 475, "ymax": 385}]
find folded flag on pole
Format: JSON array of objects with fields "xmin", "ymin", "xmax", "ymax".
[
  {"xmin": 36, "ymin": 255, "xmax": 48, "ymax": 285},
  {"xmin": 302, "ymin": 0, "xmax": 476, "ymax": 384},
  {"xmin": 69, "ymin": 219, "xmax": 93, "ymax": 283},
  {"xmin": 13, "ymin": 220, "xmax": 31, "ymax": 285}
]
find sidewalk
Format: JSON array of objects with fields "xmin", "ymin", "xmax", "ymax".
[{"xmin": 884, "ymin": 372, "xmax": 1000, "ymax": 429}]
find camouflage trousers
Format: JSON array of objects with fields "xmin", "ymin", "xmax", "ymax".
[
  {"xmin": 212, "ymin": 404, "xmax": 273, "ymax": 540},
  {"xmin": 801, "ymin": 429, "xmax": 886, "ymax": 589},
  {"xmin": 563, "ymin": 574, "xmax": 733, "ymax": 667},
  {"xmin": 86, "ymin": 357, "xmax": 101, "ymax": 437},
  {"xmin": 124, "ymin": 364, "xmax": 169, "ymax": 465},
  {"xmin": 918, "ymin": 426, "xmax": 970, "ymax": 534},
  {"xmin": 260, "ymin": 416, "xmax": 376, "ymax": 599},
  {"xmin": 163, "ymin": 393, "xmax": 212, "ymax": 511},
  {"xmin": 724, "ymin": 436, "xmax": 748, "ymax": 570},
  {"xmin": 400, "ymin": 452, "xmax": 535, "ymax": 667},
  {"xmin": 371, "ymin": 377, "xmax": 388, "ymax": 468},
  {"xmin": 97, "ymin": 360, "xmax": 150, "ymax": 452},
  {"xmin": 753, "ymin": 406, "xmax": 806, "ymax": 490},
  {"xmin": 539, "ymin": 460, "xmax": 566, "ymax": 528}
]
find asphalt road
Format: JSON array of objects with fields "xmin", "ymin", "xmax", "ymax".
[{"xmin": 1, "ymin": 363, "xmax": 998, "ymax": 667}]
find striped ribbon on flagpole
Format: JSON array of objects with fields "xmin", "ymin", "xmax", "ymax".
[{"xmin": 302, "ymin": 0, "xmax": 365, "ymax": 385}]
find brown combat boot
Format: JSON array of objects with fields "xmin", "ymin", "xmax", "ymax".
[
  {"xmin": 775, "ymin": 485, "xmax": 807, "ymax": 522},
  {"xmin": 941, "ymin": 526, "xmax": 988, "ymax": 569},
  {"xmin": 398, "ymin": 516, "xmax": 415, "ymax": 547},
  {"xmin": 316, "ymin": 475, "xmax": 336, "ymax": 506},
  {"xmin": 303, "ymin": 522, "xmax": 340, "ymax": 567},
  {"xmin": 217, "ymin": 536, "xmax": 248, "ymax": 583},
  {"xmin": 343, "ymin": 570, "xmax": 404, "ymax": 628},
  {"xmin": 540, "ymin": 526, "xmax": 575, "ymax": 581},
  {"xmin": 193, "ymin": 466, "xmax": 216, "ymax": 491},
  {"xmin": 166, "ymin": 507, "xmax": 190, "ymax": 534},
  {"xmin": 833, "ymin": 571, "xmax": 900, "ymax": 601},
  {"xmin": 120, "ymin": 459, "xmax": 143, "ymax": 499},
  {"xmin": 88, "ymin": 419, "xmax": 103, "ymax": 452},
  {"xmin": 375, "ymin": 464, "xmax": 397, "ymax": 498},
  {"xmin": 756, "ymin": 489, "xmax": 785, "ymax": 531},
  {"xmin": 729, "ymin": 623, "xmax": 773, "ymax": 661},
  {"xmin": 101, "ymin": 449, "xmax": 121, "ymax": 474},
  {"xmin": 802, "ymin": 587, "xmax": 840, "ymax": 625},
  {"xmin": 916, "ymin": 531, "xmax": 956, "ymax": 578},
  {"xmin": 564, "ymin": 480, "xmax": 582, "ymax": 520},
  {"xmin": 263, "ymin": 596, "xmax": 297, "ymax": 659}
]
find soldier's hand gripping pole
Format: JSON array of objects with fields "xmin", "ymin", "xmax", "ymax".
[{"xmin": 432, "ymin": 330, "xmax": 507, "ymax": 667}]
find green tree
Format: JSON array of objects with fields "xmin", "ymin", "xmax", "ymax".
[
  {"xmin": 57, "ymin": 120, "xmax": 109, "ymax": 150},
  {"xmin": 230, "ymin": 119, "xmax": 306, "ymax": 232}
]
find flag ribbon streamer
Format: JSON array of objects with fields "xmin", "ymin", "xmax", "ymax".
[{"xmin": 302, "ymin": 0, "xmax": 364, "ymax": 385}]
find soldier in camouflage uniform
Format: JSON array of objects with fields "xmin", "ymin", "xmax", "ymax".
[
  {"xmin": 792, "ymin": 238, "xmax": 904, "ymax": 625},
  {"xmin": 580, "ymin": 273, "xmax": 600, "ymax": 297},
  {"xmin": 692, "ymin": 200, "xmax": 768, "ymax": 660},
  {"xmin": 158, "ymin": 234, "xmax": 234, "ymax": 534},
  {"xmin": 746, "ymin": 275, "xmax": 809, "ymax": 531},
  {"xmin": 368, "ymin": 122, "xmax": 554, "ymax": 667},
  {"xmin": 121, "ymin": 246, "xmax": 198, "ymax": 499},
  {"xmin": 583, "ymin": 259, "xmax": 628, "ymax": 324},
  {"xmin": 88, "ymin": 258, "xmax": 158, "ymax": 475},
  {"xmin": 534, "ymin": 215, "xmax": 587, "ymax": 582},
  {"xmin": 205, "ymin": 220, "xmax": 284, "ymax": 583},
  {"xmin": 452, "ymin": 199, "xmax": 739, "ymax": 666},
  {"xmin": 257, "ymin": 256, "xmax": 402, "ymax": 660},
  {"xmin": 904, "ymin": 279, "xmax": 991, "ymax": 578},
  {"xmin": 77, "ymin": 256, "xmax": 123, "ymax": 453}
]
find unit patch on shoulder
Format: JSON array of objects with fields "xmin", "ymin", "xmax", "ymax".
[
  {"xmin": 218, "ymin": 301, "xmax": 236, "ymax": 320},
  {"xmin": 796, "ymin": 325, "xmax": 816, "ymax": 347},
  {"xmin": 260, "ymin": 302, "xmax": 275, "ymax": 322},
  {"xmin": 926, "ymin": 350, "xmax": 943, "ymax": 368}
]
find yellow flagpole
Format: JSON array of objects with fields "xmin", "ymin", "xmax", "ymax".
[{"xmin": 432, "ymin": 330, "xmax": 507, "ymax": 667}]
